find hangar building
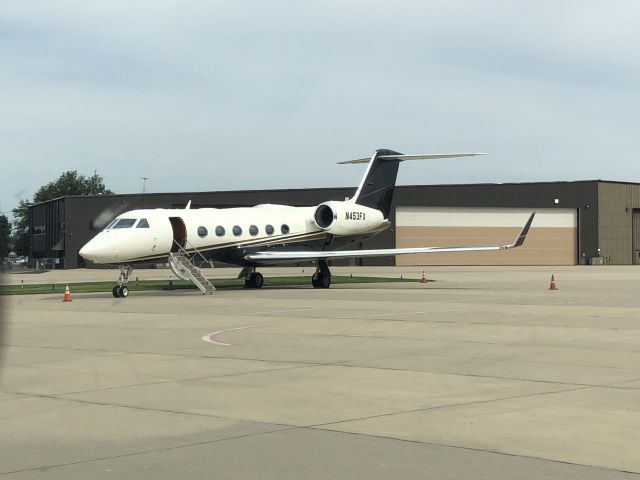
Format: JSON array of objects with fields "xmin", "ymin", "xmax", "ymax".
[{"xmin": 28, "ymin": 180, "xmax": 640, "ymax": 269}]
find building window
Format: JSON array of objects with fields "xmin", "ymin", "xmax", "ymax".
[
  {"xmin": 232, "ymin": 225, "xmax": 242, "ymax": 236},
  {"xmin": 215, "ymin": 226, "xmax": 225, "ymax": 236},
  {"xmin": 281, "ymin": 224, "xmax": 290, "ymax": 234},
  {"xmin": 137, "ymin": 219, "xmax": 150, "ymax": 228},
  {"xmin": 249, "ymin": 225, "xmax": 258, "ymax": 236},
  {"xmin": 197, "ymin": 226, "xmax": 208, "ymax": 238},
  {"xmin": 265, "ymin": 224, "xmax": 274, "ymax": 235}
]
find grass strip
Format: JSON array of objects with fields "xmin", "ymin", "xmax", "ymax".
[{"xmin": 0, "ymin": 275, "xmax": 420, "ymax": 295}]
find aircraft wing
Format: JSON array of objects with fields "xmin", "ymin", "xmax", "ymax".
[{"xmin": 245, "ymin": 213, "xmax": 536, "ymax": 263}]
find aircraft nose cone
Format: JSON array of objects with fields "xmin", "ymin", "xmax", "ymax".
[
  {"xmin": 79, "ymin": 242, "xmax": 98, "ymax": 261},
  {"xmin": 79, "ymin": 236, "xmax": 116, "ymax": 263}
]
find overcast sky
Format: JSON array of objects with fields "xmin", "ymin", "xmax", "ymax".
[{"xmin": 1, "ymin": 0, "xmax": 639, "ymax": 218}]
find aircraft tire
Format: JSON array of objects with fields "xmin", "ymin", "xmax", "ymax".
[
  {"xmin": 112, "ymin": 286, "xmax": 120, "ymax": 298},
  {"xmin": 118, "ymin": 286, "xmax": 129, "ymax": 298},
  {"xmin": 320, "ymin": 273, "xmax": 331, "ymax": 289},
  {"xmin": 311, "ymin": 273, "xmax": 320, "ymax": 289},
  {"xmin": 245, "ymin": 272, "xmax": 264, "ymax": 288}
]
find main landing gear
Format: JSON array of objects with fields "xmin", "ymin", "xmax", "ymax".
[
  {"xmin": 243, "ymin": 267, "xmax": 264, "ymax": 289},
  {"xmin": 112, "ymin": 265, "xmax": 133, "ymax": 298},
  {"xmin": 240, "ymin": 261, "xmax": 332, "ymax": 289},
  {"xmin": 311, "ymin": 260, "xmax": 331, "ymax": 289}
]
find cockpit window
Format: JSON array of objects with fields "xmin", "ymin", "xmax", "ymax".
[
  {"xmin": 113, "ymin": 218, "xmax": 137, "ymax": 229},
  {"xmin": 105, "ymin": 219, "xmax": 119, "ymax": 229},
  {"xmin": 137, "ymin": 218, "xmax": 150, "ymax": 228}
]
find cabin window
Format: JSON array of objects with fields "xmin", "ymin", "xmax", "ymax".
[
  {"xmin": 113, "ymin": 218, "xmax": 136, "ymax": 229},
  {"xmin": 197, "ymin": 226, "xmax": 208, "ymax": 238},
  {"xmin": 232, "ymin": 225, "xmax": 242, "ymax": 236},
  {"xmin": 137, "ymin": 218, "xmax": 150, "ymax": 228},
  {"xmin": 215, "ymin": 226, "xmax": 225, "ymax": 236},
  {"xmin": 281, "ymin": 224, "xmax": 290, "ymax": 234},
  {"xmin": 249, "ymin": 225, "xmax": 258, "ymax": 236},
  {"xmin": 265, "ymin": 224, "xmax": 274, "ymax": 235}
]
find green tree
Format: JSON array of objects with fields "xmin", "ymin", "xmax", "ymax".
[
  {"xmin": 11, "ymin": 199, "xmax": 31, "ymax": 256},
  {"xmin": 33, "ymin": 170, "xmax": 113, "ymax": 203},
  {"xmin": 0, "ymin": 214, "xmax": 11, "ymax": 260},
  {"xmin": 11, "ymin": 171, "xmax": 113, "ymax": 255}
]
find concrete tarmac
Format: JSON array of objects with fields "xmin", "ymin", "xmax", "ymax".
[{"xmin": 1, "ymin": 267, "xmax": 639, "ymax": 479}]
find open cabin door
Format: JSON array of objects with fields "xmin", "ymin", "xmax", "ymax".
[{"xmin": 169, "ymin": 217, "xmax": 187, "ymax": 252}]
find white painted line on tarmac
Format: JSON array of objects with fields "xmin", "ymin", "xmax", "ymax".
[{"xmin": 202, "ymin": 325, "xmax": 260, "ymax": 346}]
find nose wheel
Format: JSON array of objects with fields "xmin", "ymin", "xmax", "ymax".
[
  {"xmin": 112, "ymin": 265, "xmax": 133, "ymax": 298},
  {"xmin": 112, "ymin": 285, "xmax": 129, "ymax": 298}
]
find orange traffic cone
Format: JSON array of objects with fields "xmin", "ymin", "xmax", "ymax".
[
  {"xmin": 63, "ymin": 284, "xmax": 72, "ymax": 302},
  {"xmin": 548, "ymin": 275, "xmax": 558, "ymax": 291},
  {"xmin": 420, "ymin": 271, "xmax": 428, "ymax": 283}
]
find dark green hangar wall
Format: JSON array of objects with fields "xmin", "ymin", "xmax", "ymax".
[{"xmin": 28, "ymin": 180, "xmax": 640, "ymax": 268}]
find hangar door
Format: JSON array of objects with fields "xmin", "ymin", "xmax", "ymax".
[{"xmin": 395, "ymin": 207, "xmax": 577, "ymax": 266}]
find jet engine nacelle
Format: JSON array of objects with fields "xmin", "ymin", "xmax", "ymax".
[{"xmin": 313, "ymin": 201, "xmax": 387, "ymax": 236}]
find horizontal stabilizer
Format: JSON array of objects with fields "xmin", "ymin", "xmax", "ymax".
[
  {"xmin": 245, "ymin": 213, "xmax": 535, "ymax": 264},
  {"xmin": 338, "ymin": 152, "xmax": 485, "ymax": 165}
]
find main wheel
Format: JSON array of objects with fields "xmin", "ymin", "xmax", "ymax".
[
  {"xmin": 118, "ymin": 286, "xmax": 129, "ymax": 298},
  {"xmin": 112, "ymin": 286, "xmax": 120, "ymax": 298},
  {"xmin": 320, "ymin": 273, "xmax": 331, "ymax": 289},
  {"xmin": 253, "ymin": 272, "xmax": 264, "ymax": 288},
  {"xmin": 311, "ymin": 273, "xmax": 320, "ymax": 289}
]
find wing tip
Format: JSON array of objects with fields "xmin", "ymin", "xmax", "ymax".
[{"xmin": 511, "ymin": 212, "xmax": 536, "ymax": 248}]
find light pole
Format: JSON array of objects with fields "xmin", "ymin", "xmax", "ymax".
[{"xmin": 141, "ymin": 177, "xmax": 150, "ymax": 194}]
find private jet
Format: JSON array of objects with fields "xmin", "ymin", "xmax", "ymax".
[{"xmin": 79, "ymin": 149, "xmax": 535, "ymax": 297}]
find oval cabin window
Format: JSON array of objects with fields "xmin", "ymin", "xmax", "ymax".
[
  {"xmin": 249, "ymin": 225, "xmax": 258, "ymax": 236},
  {"xmin": 265, "ymin": 224, "xmax": 274, "ymax": 235},
  {"xmin": 281, "ymin": 224, "xmax": 290, "ymax": 234},
  {"xmin": 232, "ymin": 226, "xmax": 242, "ymax": 236},
  {"xmin": 197, "ymin": 226, "xmax": 208, "ymax": 238},
  {"xmin": 215, "ymin": 226, "xmax": 225, "ymax": 236}
]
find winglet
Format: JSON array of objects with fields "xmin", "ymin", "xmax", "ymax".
[{"xmin": 503, "ymin": 213, "xmax": 536, "ymax": 249}]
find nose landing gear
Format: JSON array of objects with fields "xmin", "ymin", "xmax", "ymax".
[
  {"xmin": 112, "ymin": 265, "xmax": 133, "ymax": 298},
  {"xmin": 311, "ymin": 260, "xmax": 331, "ymax": 289}
]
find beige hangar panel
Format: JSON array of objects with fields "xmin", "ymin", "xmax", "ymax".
[{"xmin": 395, "ymin": 207, "xmax": 577, "ymax": 265}]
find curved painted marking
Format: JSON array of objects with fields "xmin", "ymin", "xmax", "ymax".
[{"xmin": 202, "ymin": 325, "xmax": 259, "ymax": 346}]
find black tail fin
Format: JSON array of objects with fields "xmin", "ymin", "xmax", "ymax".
[
  {"xmin": 340, "ymin": 149, "xmax": 484, "ymax": 218},
  {"xmin": 351, "ymin": 149, "xmax": 403, "ymax": 218}
]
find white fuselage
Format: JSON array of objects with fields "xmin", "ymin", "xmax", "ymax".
[{"xmin": 79, "ymin": 202, "xmax": 388, "ymax": 265}]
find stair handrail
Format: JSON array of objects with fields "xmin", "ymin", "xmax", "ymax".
[{"xmin": 172, "ymin": 239, "xmax": 211, "ymax": 269}]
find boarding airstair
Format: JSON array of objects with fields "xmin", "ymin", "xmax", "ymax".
[{"xmin": 168, "ymin": 241, "xmax": 215, "ymax": 295}]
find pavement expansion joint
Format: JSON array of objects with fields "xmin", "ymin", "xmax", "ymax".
[{"xmin": 309, "ymin": 384, "xmax": 594, "ymax": 429}]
